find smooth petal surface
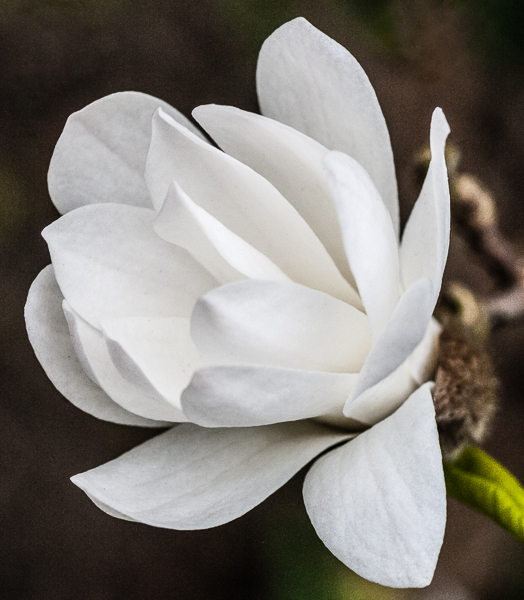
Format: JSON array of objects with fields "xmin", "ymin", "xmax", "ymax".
[
  {"xmin": 48, "ymin": 91, "xmax": 204, "ymax": 214},
  {"xmin": 182, "ymin": 365, "xmax": 359, "ymax": 427},
  {"xmin": 25, "ymin": 266, "xmax": 166, "ymax": 427},
  {"xmin": 193, "ymin": 104, "xmax": 357, "ymax": 290},
  {"xmin": 72, "ymin": 421, "xmax": 349, "ymax": 529},
  {"xmin": 101, "ymin": 316, "xmax": 203, "ymax": 410},
  {"xmin": 400, "ymin": 109, "xmax": 450, "ymax": 299},
  {"xmin": 154, "ymin": 181, "xmax": 290, "ymax": 284},
  {"xmin": 303, "ymin": 383, "xmax": 446, "ymax": 588},
  {"xmin": 324, "ymin": 151, "xmax": 400, "ymax": 342},
  {"xmin": 191, "ymin": 280, "xmax": 371, "ymax": 373},
  {"xmin": 344, "ymin": 277, "xmax": 434, "ymax": 416},
  {"xmin": 63, "ymin": 302, "xmax": 186, "ymax": 422},
  {"xmin": 145, "ymin": 108, "xmax": 358, "ymax": 304},
  {"xmin": 257, "ymin": 18, "xmax": 399, "ymax": 235},
  {"xmin": 43, "ymin": 203, "xmax": 217, "ymax": 329},
  {"xmin": 343, "ymin": 318, "xmax": 441, "ymax": 424}
]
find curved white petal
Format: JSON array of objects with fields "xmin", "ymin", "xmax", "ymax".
[
  {"xmin": 344, "ymin": 277, "xmax": 434, "ymax": 416},
  {"xmin": 303, "ymin": 383, "xmax": 446, "ymax": 588},
  {"xmin": 344, "ymin": 318, "xmax": 441, "ymax": 424},
  {"xmin": 400, "ymin": 109, "xmax": 450, "ymax": 300},
  {"xmin": 71, "ymin": 421, "xmax": 349, "ymax": 529},
  {"xmin": 257, "ymin": 18, "xmax": 399, "ymax": 235},
  {"xmin": 48, "ymin": 91, "xmax": 204, "ymax": 214},
  {"xmin": 154, "ymin": 181, "xmax": 290, "ymax": 284},
  {"xmin": 181, "ymin": 365, "xmax": 359, "ymax": 427},
  {"xmin": 63, "ymin": 302, "xmax": 185, "ymax": 422},
  {"xmin": 324, "ymin": 151, "xmax": 400, "ymax": 342},
  {"xmin": 191, "ymin": 280, "xmax": 371, "ymax": 373},
  {"xmin": 192, "ymin": 104, "xmax": 357, "ymax": 290},
  {"xmin": 145, "ymin": 107, "xmax": 359, "ymax": 305},
  {"xmin": 43, "ymin": 203, "xmax": 217, "ymax": 329},
  {"xmin": 101, "ymin": 316, "xmax": 203, "ymax": 410},
  {"xmin": 24, "ymin": 266, "xmax": 166, "ymax": 427}
]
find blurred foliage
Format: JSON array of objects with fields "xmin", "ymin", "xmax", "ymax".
[
  {"xmin": 261, "ymin": 504, "xmax": 406, "ymax": 600},
  {"xmin": 453, "ymin": 0, "xmax": 524, "ymax": 68},
  {"xmin": 336, "ymin": 0, "xmax": 399, "ymax": 51},
  {"xmin": 445, "ymin": 446, "xmax": 524, "ymax": 544},
  {"xmin": 216, "ymin": 0, "xmax": 296, "ymax": 49},
  {"xmin": 0, "ymin": 162, "xmax": 29, "ymax": 242},
  {"xmin": 0, "ymin": 0, "xmax": 124, "ymax": 18},
  {"xmin": 336, "ymin": 0, "xmax": 524, "ymax": 69}
]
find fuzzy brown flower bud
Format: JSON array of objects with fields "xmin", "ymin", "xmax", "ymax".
[{"xmin": 433, "ymin": 321, "xmax": 498, "ymax": 461}]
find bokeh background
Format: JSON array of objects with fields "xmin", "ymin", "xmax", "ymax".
[{"xmin": 3, "ymin": 0, "xmax": 524, "ymax": 598}]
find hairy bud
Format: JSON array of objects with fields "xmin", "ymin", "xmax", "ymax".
[{"xmin": 433, "ymin": 321, "xmax": 498, "ymax": 461}]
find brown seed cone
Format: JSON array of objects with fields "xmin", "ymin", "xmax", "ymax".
[{"xmin": 433, "ymin": 321, "xmax": 499, "ymax": 461}]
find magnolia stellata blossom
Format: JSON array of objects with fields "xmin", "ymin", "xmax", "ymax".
[{"xmin": 25, "ymin": 18, "xmax": 451, "ymax": 588}]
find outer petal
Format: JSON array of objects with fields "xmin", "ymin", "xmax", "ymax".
[
  {"xmin": 344, "ymin": 277, "xmax": 434, "ymax": 416},
  {"xmin": 154, "ymin": 181, "xmax": 290, "ymax": 284},
  {"xmin": 145, "ymin": 108, "xmax": 359, "ymax": 306},
  {"xmin": 71, "ymin": 421, "xmax": 350, "ymax": 529},
  {"xmin": 303, "ymin": 383, "xmax": 446, "ymax": 588},
  {"xmin": 191, "ymin": 280, "xmax": 371, "ymax": 374},
  {"xmin": 192, "ymin": 104, "xmax": 356, "ymax": 288},
  {"xmin": 400, "ymin": 108, "xmax": 450, "ymax": 299},
  {"xmin": 24, "ymin": 266, "xmax": 166, "ymax": 427},
  {"xmin": 181, "ymin": 365, "xmax": 359, "ymax": 427},
  {"xmin": 257, "ymin": 18, "xmax": 399, "ymax": 235},
  {"xmin": 43, "ymin": 203, "xmax": 218, "ymax": 329},
  {"xmin": 343, "ymin": 318, "xmax": 441, "ymax": 424},
  {"xmin": 324, "ymin": 151, "xmax": 400, "ymax": 343},
  {"xmin": 63, "ymin": 302, "xmax": 186, "ymax": 422},
  {"xmin": 101, "ymin": 316, "xmax": 203, "ymax": 410},
  {"xmin": 48, "ymin": 91, "xmax": 205, "ymax": 214}
]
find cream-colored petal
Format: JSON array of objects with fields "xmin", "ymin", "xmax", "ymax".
[
  {"xmin": 192, "ymin": 104, "xmax": 357, "ymax": 288},
  {"xmin": 48, "ymin": 91, "xmax": 205, "ymax": 214},
  {"xmin": 72, "ymin": 421, "xmax": 349, "ymax": 529},
  {"xmin": 63, "ymin": 302, "xmax": 186, "ymax": 423},
  {"xmin": 154, "ymin": 181, "xmax": 290, "ymax": 284},
  {"xmin": 145, "ymin": 107, "xmax": 360, "ymax": 305},
  {"xmin": 191, "ymin": 280, "xmax": 371, "ymax": 374},
  {"xmin": 101, "ymin": 316, "xmax": 203, "ymax": 410},
  {"xmin": 182, "ymin": 364, "xmax": 359, "ymax": 427},
  {"xmin": 257, "ymin": 18, "xmax": 399, "ymax": 235},
  {"xmin": 304, "ymin": 383, "xmax": 446, "ymax": 588},
  {"xmin": 25, "ymin": 265, "xmax": 167, "ymax": 427},
  {"xmin": 43, "ymin": 203, "xmax": 217, "ymax": 329}
]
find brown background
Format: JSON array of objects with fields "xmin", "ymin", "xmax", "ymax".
[{"xmin": 3, "ymin": 1, "xmax": 524, "ymax": 598}]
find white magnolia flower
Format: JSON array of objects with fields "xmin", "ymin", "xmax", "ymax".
[{"xmin": 25, "ymin": 18, "xmax": 451, "ymax": 588}]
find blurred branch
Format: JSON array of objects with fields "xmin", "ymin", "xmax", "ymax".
[
  {"xmin": 451, "ymin": 169, "xmax": 524, "ymax": 326},
  {"xmin": 418, "ymin": 144, "xmax": 524, "ymax": 328}
]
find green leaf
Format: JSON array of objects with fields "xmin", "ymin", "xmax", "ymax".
[{"xmin": 444, "ymin": 446, "xmax": 524, "ymax": 543}]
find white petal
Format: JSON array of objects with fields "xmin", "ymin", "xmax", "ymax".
[
  {"xmin": 154, "ymin": 181, "xmax": 290, "ymax": 284},
  {"xmin": 303, "ymin": 383, "xmax": 446, "ymax": 588},
  {"xmin": 257, "ymin": 18, "xmax": 399, "ymax": 235},
  {"xmin": 191, "ymin": 280, "xmax": 371, "ymax": 373},
  {"xmin": 344, "ymin": 318, "xmax": 441, "ymax": 424},
  {"xmin": 344, "ymin": 277, "xmax": 434, "ymax": 416},
  {"xmin": 63, "ymin": 302, "xmax": 185, "ymax": 423},
  {"xmin": 101, "ymin": 316, "xmax": 203, "ymax": 410},
  {"xmin": 145, "ymin": 107, "xmax": 359, "ymax": 305},
  {"xmin": 400, "ymin": 109, "xmax": 450, "ymax": 299},
  {"xmin": 192, "ymin": 104, "xmax": 357, "ymax": 289},
  {"xmin": 43, "ymin": 203, "xmax": 217, "ymax": 329},
  {"xmin": 182, "ymin": 365, "xmax": 359, "ymax": 427},
  {"xmin": 48, "ymin": 91, "xmax": 205, "ymax": 214},
  {"xmin": 324, "ymin": 151, "xmax": 400, "ymax": 342},
  {"xmin": 24, "ymin": 265, "xmax": 166, "ymax": 427},
  {"xmin": 72, "ymin": 421, "xmax": 349, "ymax": 529}
]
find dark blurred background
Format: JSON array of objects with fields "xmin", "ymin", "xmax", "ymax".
[{"xmin": 3, "ymin": 0, "xmax": 524, "ymax": 598}]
